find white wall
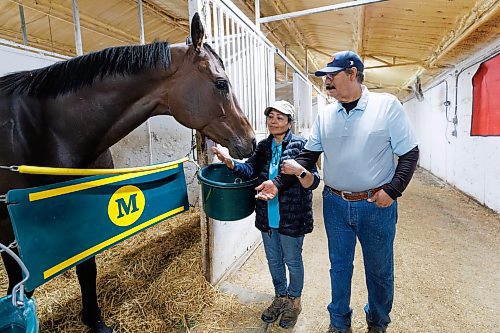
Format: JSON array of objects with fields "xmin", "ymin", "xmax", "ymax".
[
  {"xmin": 212, "ymin": 213, "xmax": 260, "ymax": 283},
  {"xmin": 0, "ymin": 41, "xmax": 198, "ymax": 203},
  {"xmin": 210, "ymin": 132, "xmax": 267, "ymax": 283},
  {"xmin": 404, "ymin": 41, "xmax": 500, "ymax": 213},
  {"xmin": 0, "ymin": 41, "xmax": 67, "ymax": 73}
]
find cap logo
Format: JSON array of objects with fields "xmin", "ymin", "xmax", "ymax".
[{"xmin": 349, "ymin": 60, "xmax": 354, "ymax": 66}]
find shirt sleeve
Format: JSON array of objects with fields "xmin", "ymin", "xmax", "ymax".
[
  {"xmin": 388, "ymin": 98, "xmax": 418, "ymax": 156},
  {"xmin": 383, "ymin": 146, "xmax": 419, "ymax": 199},
  {"xmin": 305, "ymin": 164, "xmax": 321, "ymax": 191},
  {"xmin": 232, "ymin": 141, "xmax": 263, "ymax": 178},
  {"xmin": 272, "ymin": 149, "xmax": 322, "ymax": 190},
  {"xmin": 304, "ymin": 112, "xmax": 324, "ymax": 152}
]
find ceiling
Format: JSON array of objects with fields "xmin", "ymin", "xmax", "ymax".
[{"xmin": 0, "ymin": 0, "xmax": 499, "ymax": 99}]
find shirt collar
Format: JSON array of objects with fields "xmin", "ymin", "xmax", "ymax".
[
  {"xmin": 335, "ymin": 85, "xmax": 369, "ymax": 113},
  {"xmin": 267, "ymin": 129, "xmax": 292, "ymax": 144}
]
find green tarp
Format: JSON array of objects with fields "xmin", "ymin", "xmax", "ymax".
[{"xmin": 6, "ymin": 162, "xmax": 189, "ymax": 291}]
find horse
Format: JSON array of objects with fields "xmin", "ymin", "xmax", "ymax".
[{"xmin": 0, "ymin": 13, "xmax": 255, "ymax": 333}]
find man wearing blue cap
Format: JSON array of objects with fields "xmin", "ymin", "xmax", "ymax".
[{"xmin": 258, "ymin": 51, "xmax": 420, "ymax": 333}]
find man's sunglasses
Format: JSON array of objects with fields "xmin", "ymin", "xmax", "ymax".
[{"xmin": 321, "ymin": 70, "xmax": 346, "ymax": 82}]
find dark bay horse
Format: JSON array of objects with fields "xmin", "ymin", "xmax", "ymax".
[{"xmin": 0, "ymin": 13, "xmax": 255, "ymax": 333}]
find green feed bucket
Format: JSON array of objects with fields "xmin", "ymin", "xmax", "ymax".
[{"xmin": 197, "ymin": 163, "xmax": 258, "ymax": 221}]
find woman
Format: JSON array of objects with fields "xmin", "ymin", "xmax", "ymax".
[{"xmin": 212, "ymin": 100, "xmax": 320, "ymax": 329}]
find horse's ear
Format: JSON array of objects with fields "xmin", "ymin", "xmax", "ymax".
[{"xmin": 191, "ymin": 12, "xmax": 204, "ymax": 52}]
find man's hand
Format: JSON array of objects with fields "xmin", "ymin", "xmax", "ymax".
[
  {"xmin": 367, "ymin": 189, "xmax": 394, "ymax": 207},
  {"xmin": 255, "ymin": 180, "xmax": 278, "ymax": 201},
  {"xmin": 281, "ymin": 159, "xmax": 304, "ymax": 176}
]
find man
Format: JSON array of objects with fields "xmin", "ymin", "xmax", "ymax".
[{"xmin": 257, "ymin": 51, "xmax": 419, "ymax": 333}]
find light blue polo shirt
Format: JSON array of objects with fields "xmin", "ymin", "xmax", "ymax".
[{"xmin": 305, "ymin": 85, "xmax": 418, "ymax": 192}]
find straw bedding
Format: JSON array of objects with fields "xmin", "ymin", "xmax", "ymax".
[{"xmin": 0, "ymin": 208, "xmax": 264, "ymax": 332}]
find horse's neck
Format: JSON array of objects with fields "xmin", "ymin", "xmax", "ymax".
[{"xmin": 44, "ymin": 70, "xmax": 171, "ymax": 165}]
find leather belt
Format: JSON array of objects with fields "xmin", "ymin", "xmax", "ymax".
[{"xmin": 326, "ymin": 186, "xmax": 383, "ymax": 201}]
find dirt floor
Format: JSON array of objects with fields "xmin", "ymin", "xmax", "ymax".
[
  {"xmin": 222, "ymin": 168, "xmax": 500, "ymax": 333},
  {"xmin": 1, "ymin": 168, "xmax": 499, "ymax": 332}
]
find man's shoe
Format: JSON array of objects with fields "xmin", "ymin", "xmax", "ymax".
[
  {"xmin": 278, "ymin": 296, "xmax": 302, "ymax": 328},
  {"xmin": 261, "ymin": 295, "xmax": 288, "ymax": 323},
  {"xmin": 367, "ymin": 326, "xmax": 387, "ymax": 333},
  {"xmin": 327, "ymin": 324, "xmax": 352, "ymax": 333}
]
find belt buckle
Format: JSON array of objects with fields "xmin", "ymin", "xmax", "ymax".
[{"xmin": 340, "ymin": 191, "xmax": 353, "ymax": 201}]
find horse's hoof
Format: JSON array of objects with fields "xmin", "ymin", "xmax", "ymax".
[{"xmin": 87, "ymin": 319, "xmax": 114, "ymax": 333}]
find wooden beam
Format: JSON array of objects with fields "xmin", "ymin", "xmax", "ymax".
[
  {"xmin": 365, "ymin": 61, "xmax": 421, "ymax": 69},
  {"xmin": 355, "ymin": 6, "xmax": 365, "ymax": 56},
  {"xmin": 138, "ymin": 0, "xmax": 189, "ymax": 33},
  {"xmin": 308, "ymin": 46, "xmax": 331, "ymax": 58},
  {"xmin": 398, "ymin": 0, "xmax": 498, "ymax": 95},
  {"xmin": 0, "ymin": 26, "xmax": 74, "ymax": 55},
  {"xmin": 426, "ymin": 0, "xmax": 499, "ymax": 67},
  {"xmin": 8, "ymin": 0, "xmax": 134, "ymax": 44},
  {"xmin": 238, "ymin": 0, "xmax": 315, "ymax": 77},
  {"xmin": 399, "ymin": 68, "xmax": 425, "ymax": 95},
  {"xmin": 364, "ymin": 52, "xmax": 422, "ymax": 63},
  {"xmin": 269, "ymin": 1, "xmax": 321, "ymax": 71},
  {"xmin": 369, "ymin": 55, "xmax": 392, "ymax": 66},
  {"xmin": 258, "ymin": 0, "xmax": 387, "ymax": 24}
]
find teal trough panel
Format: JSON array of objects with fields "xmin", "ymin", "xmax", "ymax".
[{"xmin": 6, "ymin": 163, "xmax": 189, "ymax": 291}]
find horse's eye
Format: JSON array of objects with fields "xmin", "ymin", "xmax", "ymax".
[{"xmin": 215, "ymin": 80, "xmax": 228, "ymax": 91}]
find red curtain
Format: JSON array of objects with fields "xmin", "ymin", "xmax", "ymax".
[{"xmin": 471, "ymin": 55, "xmax": 500, "ymax": 136}]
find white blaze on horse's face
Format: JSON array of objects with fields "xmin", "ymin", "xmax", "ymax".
[{"xmin": 165, "ymin": 13, "xmax": 256, "ymax": 159}]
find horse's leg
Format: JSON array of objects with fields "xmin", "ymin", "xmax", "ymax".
[
  {"xmin": 76, "ymin": 149, "xmax": 114, "ymax": 333},
  {"xmin": 77, "ymin": 257, "xmax": 100, "ymax": 322}
]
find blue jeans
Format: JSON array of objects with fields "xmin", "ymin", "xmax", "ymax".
[
  {"xmin": 261, "ymin": 228, "xmax": 305, "ymax": 298},
  {"xmin": 323, "ymin": 187, "xmax": 397, "ymax": 331}
]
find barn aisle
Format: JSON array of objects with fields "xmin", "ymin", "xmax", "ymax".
[{"xmin": 222, "ymin": 168, "xmax": 500, "ymax": 333}]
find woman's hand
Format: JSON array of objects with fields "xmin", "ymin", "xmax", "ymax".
[
  {"xmin": 211, "ymin": 146, "xmax": 234, "ymax": 169},
  {"xmin": 255, "ymin": 180, "xmax": 278, "ymax": 201}
]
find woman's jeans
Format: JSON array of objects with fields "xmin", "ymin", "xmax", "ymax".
[
  {"xmin": 323, "ymin": 187, "xmax": 397, "ymax": 331},
  {"xmin": 261, "ymin": 228, "xmax": 305, "ymax": 298}
]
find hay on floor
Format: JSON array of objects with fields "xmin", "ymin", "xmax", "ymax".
[{"xmin": 0, "ymin": 208, "xmax": 265, "ymax": 332}]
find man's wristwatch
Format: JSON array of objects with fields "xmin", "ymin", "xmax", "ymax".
[{"xmin": 296, "ymin": 169, "xmax": 307, "ymax": 179}]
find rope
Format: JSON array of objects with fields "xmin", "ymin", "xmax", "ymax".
[{"xmin": 0, "ymin": 157, "xmax": 188, "ymax": 176}]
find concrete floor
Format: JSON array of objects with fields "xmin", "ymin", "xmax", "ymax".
[{"xmin": 220, "ymin": 168, "xmax": 500, "ymax": 333}]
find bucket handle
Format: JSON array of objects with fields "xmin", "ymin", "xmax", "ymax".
[
  {"xmin": 206, "ymin": 187, "xmax": 213, "ymax": 201},
  {"xmin": 0, "ymin": 242, "xmax": 30, "ymax": 307}
]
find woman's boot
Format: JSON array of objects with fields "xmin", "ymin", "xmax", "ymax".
[
  {"xmin": 279, "ymin": 296, "xmax": 301, "ymax": 328},
  {"xmin": 261, "ymin": 295, "xmax": 288, "ymax": 323}
]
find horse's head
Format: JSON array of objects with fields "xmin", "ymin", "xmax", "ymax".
[{"xmin": 164, "ymin": 13, "xmax": 256, "ymax": 159}]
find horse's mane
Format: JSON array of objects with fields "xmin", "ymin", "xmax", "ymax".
[{"xmin": 0, "ymin": 41, "xmax": 171, "ymax": 98}]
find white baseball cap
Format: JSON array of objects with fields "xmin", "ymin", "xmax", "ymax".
[{"xmin": 264, "ymin": 100, "xmax": 295, "ymax": 121}]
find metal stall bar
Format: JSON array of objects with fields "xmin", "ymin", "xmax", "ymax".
[
  {"xmin": 71, "ymin": 0, "xmax": 83, "ymax": 55},
  {"xmin": 138, "ymin": 0, "xmax": 145, "ymax": 45},
  {"xmin": 18, "ymin": 5, "xmax": 28, "ymax": 45}
]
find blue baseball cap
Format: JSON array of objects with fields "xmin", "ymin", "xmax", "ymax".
[{"xmin": 315, "ymin": 51, "xmax": 364, "ymax": 77}]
